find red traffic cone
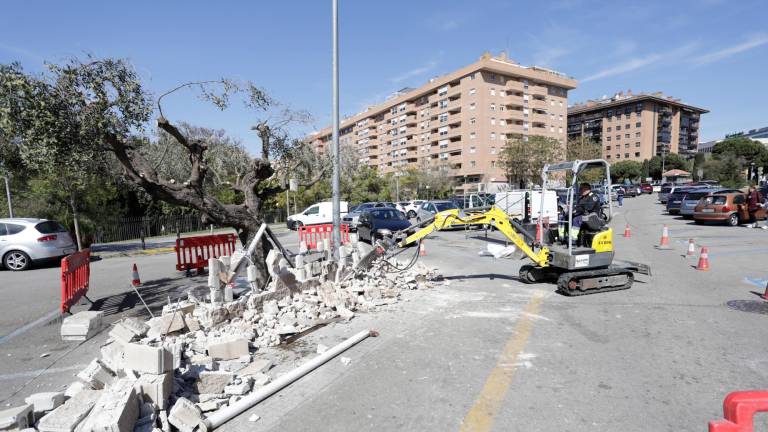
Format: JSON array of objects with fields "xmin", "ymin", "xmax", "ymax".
[
  {"xmin": 686, "ymin": 239, "xmax": 696, "ymax": 256},
  {"xmin": 535, "ymin": 223, "xmax": 542, "ymax": 243},
  {"xmin": 696, "ymin": 247, "xmax": 710, "ymax": 271},
  {"xmin": 623, "ymin": 224, "xmax": 632, "ymax": 238},
  {"xmin": 763, "ymin": 282, "xmax": 768, "ymax": 301},
  {"xmin": 132, "ymin": 263, "xmax": 141, "ymax": 286},
  {"xmin": 657, "ymin": 225, "xmax": 671, "ymax": 249},
  {"xmin": 419, "ymin": 240, "xmax": 426, "ymax": 257}
]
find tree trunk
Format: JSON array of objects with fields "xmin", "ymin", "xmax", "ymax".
[{"xmin": 69, "ymin": 191, "xmax": 83, "ymax": 251}]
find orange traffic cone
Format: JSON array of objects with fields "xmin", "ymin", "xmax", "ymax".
[
  {"xmin": 657, "ymin": 225, "xmax": 671, "ymax": 249},
  {"xmin": 623, "ymin": 224, "xmax": 632, "ymax": 238},
  {"xmin": 132, "ymin": 263, "xmax": 141, "ymax": 286},
  {"xmin": 763, "ymin": 282, "xmax": 768, "ymax": 301},
  {"xmin": 696, "ymin": 247, "xmax": 710, "ymax": 271},
  {"xmin": 686, "ymin": 239, "xmax": 696, "ymax": 256},
  {"xmin": 535, "ymin": 224, "xmax": 542, "ymax": 243},
  {"xmin": 419, "ymin": 240, "xmax": 426, "ymax": 256}
]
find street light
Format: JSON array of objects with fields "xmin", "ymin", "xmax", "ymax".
[{"xmin": 330, "ymin": 0, "xmax": 341, "ymax": 260}]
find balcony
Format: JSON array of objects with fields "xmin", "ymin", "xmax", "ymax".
[{"xmin": 530, "ymin": 98, "xmax": 548, "ymax": 110}]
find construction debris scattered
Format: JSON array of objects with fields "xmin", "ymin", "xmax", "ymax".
[{"xmin": 10, "ymin": 236, "xmax": 439, "ymax": 432}]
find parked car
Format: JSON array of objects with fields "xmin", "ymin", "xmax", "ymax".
[
  {"xmin": 659, "ymin": 184, "xmax": 702, "ymax": 204},
  {"xmin": 415, "ymin": 200, "xmax": 458, "ymax": 223},
  {"xmin": 286, "ymin": 201, "xmax": 349, "ymax": 230},
  {"xmin": 640, "ymin": 183, "xmax": 653, "ymax": 194},
  {"xmin": 610, "ymin": 184, "xmax": 637, "ymax": 198},
  {"xmin": 357, "ymin": 208, "xmax": 413, "ymax": 243},
  {"xmin": 693, "ymin": 192, "xmax": 767, "ymax": 226},
  {"xmin": 679, "ymin": 188, "xmax": 741, "ymax": 218},
  {"xmin": 342, "ymin": 202, "xmax": 394, "ymax": 230},
  {"xmin": 0, "ymin": 218, "xmax": 76, "ymax": 271},
  {"xmin": 666, "ymin": 187, "xmax": 702, "ymax": 215},
  {"xmin": 399, "ymin": 200, "xmax": 425, "ymax": 218}
]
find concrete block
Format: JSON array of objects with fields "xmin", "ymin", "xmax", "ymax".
[
  {"xmin": 0, "ymin": 404, "xmax": 33, "ymax": 430},
  {"xmin": 194, "ymin": 371, "xmax": 233, "ymax": 394},
  {"xmin": 223, "ymin": 284, "xmax": 234, "ymax": 303},
  {"xmin": 161, "ymin": 301, "xmax": 195, "ymax": 317},
  {"xmin": 207, "ymin": 338, "xmax": 249, "ymax": 360},
  {"xmin": 25, "ymin": 392, "xmax": 65, "ymax": 414},
  {"xmin": 77, "ymin": 378, "xmax": 139, "ymax": 432},
  {"xmin": 167, "ymin": 398, "xmax": 202, "ymax": 432},
  {"xmin": 146, "ymin": 313, "xmax": 186, "ymax": 338},
  {"xmin": 251, "ymin": 373, "xmax": 270, "ymax": 387},
  {"xmin": 100, "ymin": 342, "xmax": 125, "ymax": 375},
  {"xmin": 134, "ymin": 373, "xmax": 172, "ymax": 410},
  {"xmin": 223, "ymin": 381, "xmax": 251, "ymax": 396},
  {"xmin": 236, "ymin": 358, "xmax": 272, "ymax": 377},
  {"xmin": 214, "ymin": 356, "xmax": 250, "ymax": 373},
  {"xmin": 65, "ymin": 381, "xmax": 87, "ymax": 399},
  {"xmin": 77, "ymin": 359, "xmax": 114, "ymax": 390},
  {"xmin": 184, "ymin": 315, "xmax": 200, "ymax": 332},
  {"xmin": 37, "ymin": 389, "xmax": 101, "ymax": 432},
  {"xmin": 162, "ymin": 340, "xmax": 183, "ymax": 369},
  {"xmin": 123, "ymin": 344, "xmax": 173, "ymax": 374},
  {"xmin": 61, "ymin": 311, "xmax": 104, "ymax": 341}
]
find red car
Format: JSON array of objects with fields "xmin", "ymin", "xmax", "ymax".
[{"xmin": 640, "ymin": 183, "xmax": 653, "ymax": 194}]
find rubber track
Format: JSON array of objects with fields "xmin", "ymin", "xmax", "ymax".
[{"xmin": 557, "ymin": 266, "xmax": 634, "ymax": 296}]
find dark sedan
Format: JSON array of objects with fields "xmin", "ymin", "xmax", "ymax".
[{"xmin": 358, "ymin": 208, "xmax": 413, "ymax": 243}]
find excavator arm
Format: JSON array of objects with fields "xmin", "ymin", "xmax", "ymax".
[{"xmin": 397, "ymin": 206, "xmax": 551, "ymax": 268}]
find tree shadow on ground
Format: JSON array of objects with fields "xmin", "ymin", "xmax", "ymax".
[{"xmin": 88, "ymin": 278, "xmax": 194, "ymax": 319}]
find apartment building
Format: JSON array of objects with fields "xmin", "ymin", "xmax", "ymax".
[
  {"xmin": 307, "ymin": 52, "xmax": 577, "ymax": 191},
  {"xmin": 567, "ymin": 91, "xmax": 708, "ymax": 162}
]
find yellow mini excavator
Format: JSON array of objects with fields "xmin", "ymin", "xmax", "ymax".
[{"xmin": 361, "ymin": 159, "xmax": 650, "ymax": 296}]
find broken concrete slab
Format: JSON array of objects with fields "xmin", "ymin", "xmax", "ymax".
[
  {"xmin": 37, "ymin": 389, "xmax": 101, "ymax": 432},
  {"xmin": 194, "ymin": 371, "xmax": 233, "ymax": 394},
  {"xmin": 100, "ymin": 342, "xmax": 125, "ymax": 375},
  {"xmin": 24, "ymin": 392, "xmax": 65, "ymax": 415},
  {"xmin": 206, "ymin": 338, "xmax": 249, "ymax": 360},
  {"xmin": 250, "ymin": 373, "xmax": 271, "ymax": 387},
  {"xmin": 77, "ymin": 378, "xmax": 139, "ymax": 432},
  {"xmin": 134, "ymin": 373, "xmax": 172, "ymax": 410},
  {"xmin": 223, "ymin": 380, "xmax": 251, "ymax": 396},
  {"xmin": 61, "ymin": 311, "xmax": 104, "ymax": 341},
  {"xmin": 64, "ymin": 381, "xmax": 86, "ymax": 399},
  {"xmin": 167, "ymin": 398, "xmax": 202, "ymax": 432},
  {"xmin": 236, "ymin": 358, "xmax": 272, "ymax": 377},
  {"xmin": 0, "ymin": 404, "xmax": 33, "ymax": 430},
  {"xmin": 77, "ymin": 359, "xmax": 114, "ymax": 390},
  {"xmin": 123, "ymin": 344, "xmax": 173, "ymax": 374}
]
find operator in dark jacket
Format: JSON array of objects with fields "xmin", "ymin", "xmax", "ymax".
[{"xmin": 568, "ymin": 183, "xmax": 602, "ymax": 246}]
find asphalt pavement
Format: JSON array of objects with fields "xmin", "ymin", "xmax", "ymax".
[{"xmin": 1, "ymin": 198, "xmax": 766, "ymax": 431}]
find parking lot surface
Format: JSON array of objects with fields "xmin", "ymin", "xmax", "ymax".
[{"xmin": 1, "ymin": 196, "xmax": 766, "ymax": 431}]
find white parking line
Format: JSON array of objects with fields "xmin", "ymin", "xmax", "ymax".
[{"xmin": 0, "ymin": 308, "xmax": 61, "ymax": 346}]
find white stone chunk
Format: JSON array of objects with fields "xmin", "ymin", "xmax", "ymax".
[
  {"xmin": 77, "ymin": 359, "xmax": 114, "ymax": 390},
  {"xmin": 123, "ymin": 344, "xmax": 173, "ymax": 374},
  {"xmin": 37, "ymin": 389, "xmax": 101, "ymax": 432},
  {"xmin": 0, "ymin": 404, "xmax": 33, "ymax": 430},
  {"xmin": 134, "ymin": 373, "xmax": 172, "ymax": 410},
  {"xmin": 24, "ymin": 392, "xmax": 65, "ymax": 414},
  {"xmin": 77, "ymin": 379, "xmax": 139, "ymax": 432},
  {"xmin": 167, "ymin": 398, "xmax": 202, "ymax": 432}
]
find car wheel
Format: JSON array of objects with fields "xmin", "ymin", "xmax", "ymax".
[
  {"xmin": 407, "ymin": 210, "xmax": 416, "ymax": 218},
  {"xmin": 694, "ymin": 219, "xmax": 703, "ymax": 225},
  {"xmin": 4, "ymin": 250, "xmax": 31, "ymax": 271},
  {"xmin": 727, "ymin": 213, "xmax": 739, "ymax": 226}
]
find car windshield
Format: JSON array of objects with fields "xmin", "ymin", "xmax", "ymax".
[
  {"xmin": 35, "ymin": 221, "xmax": 68, "ymax": 234},
  {"xmin": 702, "ymin": 196, "xmax": 727, "ymax": 205},
  {"xmin": 372, "ymin": 209, "xmax": 406, "ymax": 220},
  {"xmin": 685, "ymin": 192, "xmax": 709, "ymax": 200},
  {"xmin": 434, "ymin": 202, "xmax": 457, "ymax": 212},
  {"xmin": 661, "ymin": 187, "xmax": 671, "ymax": 193}
]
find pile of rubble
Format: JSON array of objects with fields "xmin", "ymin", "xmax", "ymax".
[{"xmin": 0, "ymin": 239, "xmax": 439, "ymax": 432}]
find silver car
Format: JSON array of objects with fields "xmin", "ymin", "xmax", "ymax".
[
  {"xmin": 415, "ymin": 200, "xmax": 458, "ymax": 223},
  {"xmin": 1, "ymin": 218, "xmax": 77, "ymax": 271}
]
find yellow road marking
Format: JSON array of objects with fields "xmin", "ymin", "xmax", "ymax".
[
  {"xmin": 459, "ymin": 291, "xmax": 546, "ymax": 432},
  {"xmin": 140, "ymin": 247, "xmax": 175, "ymax": 255}
]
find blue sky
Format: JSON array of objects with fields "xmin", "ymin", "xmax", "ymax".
[{"xmin": 1, "ymin": 0, "xmax": 766, "ymax": 154}]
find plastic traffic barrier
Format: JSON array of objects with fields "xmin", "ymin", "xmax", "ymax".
[
  {"xmin": 175, "ymin": 233, "xmax": 237, "ymax": 273},
  {"xmin": 709, "ymin": 391, "xmax": 768, "ymax": 431},
  {"xmin": 61, "ymin": 249, "xmax": 91, "ymax": 314},
  {"xmin": 298, "ymin": 224, "xmax": 350, "ymax": 249}
]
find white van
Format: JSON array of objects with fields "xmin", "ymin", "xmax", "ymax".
[{"xmin": 287, "ymin": 201, "xmax": 349, "ymax": 230}]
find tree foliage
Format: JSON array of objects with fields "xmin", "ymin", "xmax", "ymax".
[
  {"xmin": 499, "ymin": 134, "xmax": 562, "ymax": 187},
  {"xmin": 610, "ymin": 160, "xmax": 643, "ymax": 182},
  {"xmin": 567, "ymin": 136, "xmax": 601, "ymax": 161}
]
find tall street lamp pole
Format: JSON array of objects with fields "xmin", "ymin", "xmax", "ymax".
[{"xmin": 330, "ymin": 0, "xmax": 341, "ymax": 260}]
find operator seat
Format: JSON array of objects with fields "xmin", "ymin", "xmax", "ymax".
[{"xmin": 578, "ymin": 213, "xmax": 607, "ymax": 247}]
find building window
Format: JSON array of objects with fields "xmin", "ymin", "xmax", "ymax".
[
  {"xmin": 469, "ymin": 103, "xmax": 476, "ymax": 110},
  {"xmin": 625, "ymin": 143, "xmax": 630, "ymax": 148},
  {"xmin": 469, "ymin": 146, "xmax": 476, "ymax": 153},
  {"xmin": 625, "ymin": 153, "xmax": 630, "ymax": 158},
  {"xmin": 616, "ymin": 135, "xmax": 620, "ymax": 140},
  {"xmin": 469, "ymin": 132, "xmax": 476, "ymax": 139},
  {"xmin": 491, "ymin": 132, "xmax": 496, "ymax": 140},
  {"xmin": 490, "ymin": 88, "xmax": 496, "ymax": 96},
  {"xmin": 491, "ymin": 161, "xmax": 496, "ymax": 168},
  {"xmin": 491, "ymin": 117, "xmax": 496, "ymax": 125},
  {"xmin": 635, "ymin": 152, "xmax": 640, "ymax": 157},
  {"xmin": 635, "ymin": 132, "xmax": 641, "ymax": 137},
  {"xmin": 607, "ymin": 136, "xmax": 612, "ymax": 142},
  {"xmin": 439, "ymin": 99, "xmax": 448, "ymax": 109},
  {"xmin": 499, "ymin": 119, "xmax": 506, "ymax": 126},
  {"xmin": 625, "ymin": 133, "xmax": 630, "ymax": 139},
  {"xmin": 469, "ymin": 73, "xmax": 475, "ymax": 80},
  {"xmin": 490, "ymin": 146, "xmax": 496, "ymax": 154},
  {"xmin": 559, "ymin": 127, "xmax": 563, "ymax": 133},
  {"xmin": 470, "ymin": 160, "xmax": 476, "ymax": 168},
  {"xmin": 499, "ymin": 90, "xmax": 506, "ymax": 97},
  {"xmin": 438, "ymin": 86, "xmax": 448, "ymax": 96},
  {"xmin": 616, "ymin": 125, "xmax": 621, "ymax": 131},
  {"xmin": 469, "ymin": 88, "xmax": 476, "ymax": 95},
  {"xmin": 490, "ymin": 103, "xmax": 496, "ymax": 111},
  {"xmin": 550, "ymin": 126, "xmax": 555, "ymax": 132},
  {"xmin": 606, "ymin": 154, "xmax": 611, "ymax": 159},
  {"xmin": 607, "ymin": 127, "xmax": 612, "ymax": 132},
  {"xmin": 607, "ymin": 111, "xmax": 613, "ymax": 117},
  {"xmin": 635, "ymin": 142, "xmax": 640, "ymax": 147},
  {"xmin": 499, "ymin": 105, "xmax": 505, "ymax": 111},
  {"xmin": 616, "ymin": 154, "xmax": 621, "ymax": 159},
  {"xmin": 470, "ymin": 117, "xmax": 476, "ymax": 124},
  {"xmin": 606, "ymin": 146, "xmax": 611, "ymax": 150},
  {"xmin": 636, "ymin": 122, "xmax": 641, "ymax": 127},
  {"xmin": 439, "ymin": 113, "xmax": 448, "ymax": 123},
  {"xmin": 439, "ymin": 126, "xmax": 448, "ymax": 136}
]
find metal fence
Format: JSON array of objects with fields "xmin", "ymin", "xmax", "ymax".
[{"xmin": 92, "ymin": 209, "xmax": 288, "ymax": 243}]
